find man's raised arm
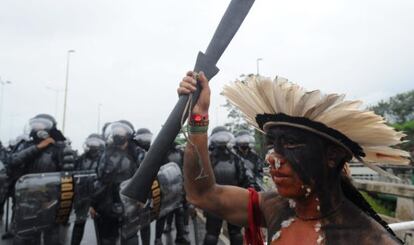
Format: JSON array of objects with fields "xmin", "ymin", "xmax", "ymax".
[{"xmin": 178, "ymin": 71, "xmax": 250, "ymax": 227}]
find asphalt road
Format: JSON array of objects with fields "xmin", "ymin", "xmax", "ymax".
[{"xmin": 0, "ymin": 200, "xmax": 228, "ymax": 245}]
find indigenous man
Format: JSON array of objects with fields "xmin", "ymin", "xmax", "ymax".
[{"xmin": 177, "ymin": 71, "xmax": 409, "ymax": 245}]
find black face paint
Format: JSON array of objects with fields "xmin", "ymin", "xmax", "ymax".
[
  {"xmin": 267, "ymin": 126, "xmax": 328, "ymax": 188},
  {"xmin": 266, "ymin": 125, "xmax": 402, "ymax": 244}
]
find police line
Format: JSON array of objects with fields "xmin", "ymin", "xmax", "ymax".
[{"xmin": 11, "ymin": 162, "xmax": 183, "ymax": 238}]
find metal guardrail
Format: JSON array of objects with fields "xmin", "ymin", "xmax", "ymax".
[
  {"xmin": 390, "ymin": 221, "xmax": 414, "ymax": 232},
  {"xmin": 353, "ymin": 180, "xmax": 414, "ymax": 199},
  {"xmin": 353, "ymin": 179, "xmax": 414, "ymax": 244}
]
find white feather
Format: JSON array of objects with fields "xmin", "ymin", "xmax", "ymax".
[{"xmin": 221, "ymin": 75, "xmax": 410, "ymax": 166}]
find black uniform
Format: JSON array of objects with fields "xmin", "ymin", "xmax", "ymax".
[
  {"xmin": 233, "ymin": 130, "xmax": 264, "ymax": 191},
  {"xmin": 91, "ymin": 121, "xmax": 139, "ymax": 245},
  {"xmin": 155, "ymin": 143, "xmax": 190, "ymax": 245},
  {"xmin": 8, "ymin": 114, "xmax": 75, "ymax": 245},
  {"xmin": 234, "ymin": 147, "xmax": 264, "ymax": 191},
  {"xmin": 0, "ymin": 141, "xmax": 9, "ymax": 219},
  {"xmin": 0, "ymin": 141, "xmax": 8, "ymax": 162},
  {"xmin": 204, "ymin": 127, "xmax": 246, "ymax": 245},
  {"xmin": 71, "ymin": 134, "xmax": 105, "ymax": 245},
  {"xmin": 132, "ymin": 128, "xmax": 154, "ymax": 245}
]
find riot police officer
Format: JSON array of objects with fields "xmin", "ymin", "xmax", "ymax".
[
  {"xmin": 133, "ymin": 128, "xmax": 153, "ymax": 164},
  {"xmin": 0, "ymin": 140, "xmax": 7, "ymax": 162},
  {"xmin": 233, "ymin": 130, "xmax": 264, "ymax": 191},
  {"xmin": 154, "ymin": 140, "xmax": 190, "ymax": 245},
  {"xmin": 203, "ymin": 126, "xmax": 246, "ymax": 245},
  {"xmin": 0, "ymin": 140, "xmax": 8, "ymax": 220},
  {"xmin": 131, "ymin": 127, "xmax": 153, "ymax": 245},
  {"xmin": 134, "ymin": 128, "xmax": 152, "ymax": 152},
  {"xmin": 8, "ymin": 113, "xmax": 76, "ymax": 245},
  {"xmin": 91, "ymin": 120, "xmax": 139, "ymax": 245},
  {"xmin": 71, "ymin": 134, "xmax": 105, "ymax": 245}
]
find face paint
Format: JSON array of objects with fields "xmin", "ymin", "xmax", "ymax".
[{"xmin": 265, "ymin": 149, "xmax": 308, "ymax": 198}]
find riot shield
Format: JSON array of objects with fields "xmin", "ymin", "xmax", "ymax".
[
  {"xmin": 13, "ymin": 172, "xmax": 62, "ymax": 237},
  {"xmin": 13, "ymin": 171, "xmax": 97, "ymax": 237},
  {"xmin": 121, "ymin": 162, "xmax": 183, "ymax": 240}
]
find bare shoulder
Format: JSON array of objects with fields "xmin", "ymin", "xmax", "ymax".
[
  {"xmin": 259, "ymin": 190, "xmax": 285, "ymax": 210},
  {"xmin": 259, "ymin": 191, "xmax": 291, "ymax": 228},
  {"xmin": 326, "ymin": 199, "xmax": 402, "ymax": 245}
]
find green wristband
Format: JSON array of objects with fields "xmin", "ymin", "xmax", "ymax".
[{"xmin": 189, "ymin": 125, "xmax": 209, "ymax": 134}]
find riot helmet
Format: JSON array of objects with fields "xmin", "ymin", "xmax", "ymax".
[
  {"xmin": 8, "ymin": 134, "xmax": 29, "ymax": 150},
  {"xmin": 83, "ymin": 133, "xmax": 105, "ymax": 154},
  {"xmin": 28, "ymin": 114, "xmax": 57, "ymax": 141},
  {"xmin": 101, "ymin": 122, "xmax": 111, "ymax": 137},
  {"xmin": 118, "ymin": 120, "xmax": 135, "ymax": 133},
  {"xmin": 209, "ymin": 126, "xmax": 234, "ymax": 152},
  {"xmin": 104, "ymin": 121, "xmax": 134, "ymax": 147},
  {"xmin": 234, "ymin": 130, "xmax": 255, "ymax": 154},
  {"xmin": 211, "ymin": 126, "xmax": 228, "ymax": 136},
  {"xmin": 134, "ymin": 128, "xmax": 153, "ymax": 151}
]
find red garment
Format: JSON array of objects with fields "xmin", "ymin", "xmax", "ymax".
[{"xmin": 244, "ymin": 188, "xmax": 264, "ymax": 245}]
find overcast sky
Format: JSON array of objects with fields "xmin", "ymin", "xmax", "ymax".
[{"xmin": 0, "ymin": 0, "xmax": 413, "ymax": 151}]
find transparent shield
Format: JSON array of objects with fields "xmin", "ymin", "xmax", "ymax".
[
  {"xmin": 13, "ymin": 172, "xmax": 61, "ymax": 237},
  {"xmin": 120, "ymin": 162, "xmax": 183, "ymax": 239},
  {"xmin": 158, "ymin": 162, "xmax": 183, "ymax": 217}
]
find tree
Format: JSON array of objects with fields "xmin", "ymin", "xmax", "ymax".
[
  {"xmin": 370, "ymin": 90, "xmax": 414, "ymax": 124},
  {"xmin": 222, "ymin": 99, "xmax": 268, "ymax": 157},
  {"xmin": 370, "ymin": 90, "xmax": 414, "ymax": 159},
  {"xmin": 221, "ymin": 73, "xmax": 269, "ymax": 157},
  {"xmin": 393, "ymin": 120, "xmax": 414, "ymax": 156},
  {"xmin": 222, "ymin": 100, "xmax": 252, "ymax": 135}
]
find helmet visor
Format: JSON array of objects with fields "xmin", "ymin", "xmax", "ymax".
[
  {"xmin": 235, "ymin": 134, "xmax": 255, "ymax": 145},
  {"xmin": 134, "ymin": 133, "xmax": 153, "ymax": 145},
  {"xmin": 209, "ymin": 131, "xmax": 234, "ymax": 146},
  {"xmin": 29, "ymin": 118, "xmax": 54, "ymax": 132},
  {"xmin": 104, "ymin": 122, "xmax": 134, "ymax": 145},
  {"xmin": 85, "ymin": 137, "xmax": 105, "ymax": 148}
]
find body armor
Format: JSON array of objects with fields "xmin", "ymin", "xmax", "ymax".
[{"xmin": 213, "ymin": 159, "xmax": 238, "ymax": 186}]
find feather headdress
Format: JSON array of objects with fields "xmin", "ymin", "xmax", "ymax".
[{"xmin": 222, "ymin": 75, "xmax": 410, "ymax": 165}]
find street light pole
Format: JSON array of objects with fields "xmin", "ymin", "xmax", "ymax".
[
  {"xmin": 0, "ymin": 77, "xmax": 12, "ymax": 139},
  {"xmin": 46, "ymin": 86, "xmax": 63, "ymax": 119},
  {"xmin": 256, "ymin": 57, "xmax": 263, "ymax": 75},
  {"xmin": 62, "ymin": 50, "xmax": 75, "ymax": 134},
  {"xmin": 97, "ymin": 103, "xmax": 102, "ymax": 133}
]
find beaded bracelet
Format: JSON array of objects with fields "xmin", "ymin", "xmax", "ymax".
[
  {"xmin": 189, "ymin": 114, "xmax": 209, "ymax": 127},
  {"xmin": 189, "ymin": 125, "xmax": 209, "ymax": 134},
  {"xmin": 189, "ymin": 114, "xmax": 209, "ymax": 133}
]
